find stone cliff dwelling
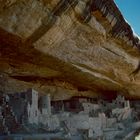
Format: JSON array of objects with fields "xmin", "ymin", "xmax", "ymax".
[{"xmin": 0, "ymin": 0, "xmax": 140, "ymax": 140}]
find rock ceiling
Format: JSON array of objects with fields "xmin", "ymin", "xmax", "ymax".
[{"xmin": 0, "ymin": 0, "xmax": 140, "ymax": 99}]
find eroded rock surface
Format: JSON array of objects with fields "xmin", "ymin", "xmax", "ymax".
[{"xmin": 0, "ymin": 0, "xmax": 140, "ymax": 99}]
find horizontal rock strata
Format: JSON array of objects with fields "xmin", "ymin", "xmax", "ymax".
[{"xmin": 0, "ymin": 0, "xmax": 140, "ymax": 99}]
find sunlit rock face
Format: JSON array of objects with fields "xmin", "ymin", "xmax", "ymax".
[{"xmin": 0, "ymin": 0, "xmax": 140, "ymax": 99}]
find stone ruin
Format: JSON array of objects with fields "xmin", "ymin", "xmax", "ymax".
[
  {"xmin": 0, "ymin": 89, "xmax": 140, "ymax": 140},
  {"xmin": 0, "ymin": 0, "xmax": 140, "ymax": 139}
]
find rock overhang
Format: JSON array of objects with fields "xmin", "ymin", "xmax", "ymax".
[{"xmin": 0, "ymin": 0, "xmax": 140, "ymax": 99}]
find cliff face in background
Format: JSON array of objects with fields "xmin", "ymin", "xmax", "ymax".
[{"xmin": 0, "ymin": 0, "xmax": 140, "ymax": 100}]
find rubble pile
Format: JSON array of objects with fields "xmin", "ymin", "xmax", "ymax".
[{"xmin": 0, "ymin": 94, "xmax": 20, "ymax": 135}]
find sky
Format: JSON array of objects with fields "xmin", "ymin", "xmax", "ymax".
[{"xmin": 115, "ymin": 0, "xmax": 140, "ymax": 37}]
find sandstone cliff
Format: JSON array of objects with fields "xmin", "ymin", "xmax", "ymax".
[{"xmin": 0, "ymin": 0, "xmax": 140, "ymax": 99}]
